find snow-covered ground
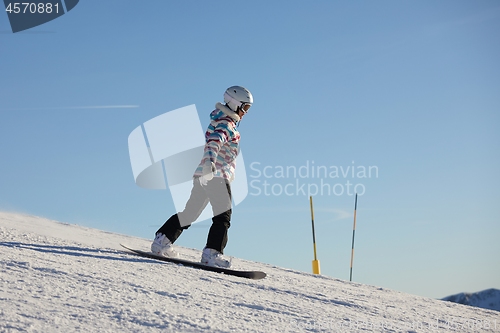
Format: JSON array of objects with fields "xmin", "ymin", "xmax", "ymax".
[{"xmin": 1, "ymin": 211, "xmax": 498, "ymax": 333}]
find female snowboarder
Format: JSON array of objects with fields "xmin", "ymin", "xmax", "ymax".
[{"xmin": 151, "ymin": 86, "xmax": 253, "ymax": 268}]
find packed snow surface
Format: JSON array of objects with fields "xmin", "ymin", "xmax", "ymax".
[{"xmin": 1, "ymin": 211, "xmax": 498, "ymax": 333}]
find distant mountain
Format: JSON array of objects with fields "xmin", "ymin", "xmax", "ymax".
[{"xmin": 442, "ymin": 289, "xmax": 500, "ymax": 312}]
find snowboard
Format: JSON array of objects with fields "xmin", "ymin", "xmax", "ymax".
[{"xmin": 120, "ymin": 244, "xmax": 266, "ymax": 280}]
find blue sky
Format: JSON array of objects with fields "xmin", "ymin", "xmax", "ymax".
[{"xmin": 1, "ymin": 1, "xmax": 499, "ymax": 299}]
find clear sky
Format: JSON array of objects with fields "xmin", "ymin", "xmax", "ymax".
[{"xmin": 1, "ymin": 1, "xmax": 499, "ymax": 299}]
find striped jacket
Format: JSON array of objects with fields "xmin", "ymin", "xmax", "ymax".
[{"xmin": 194, "ymin": 102, "xmax": 241, "ymax": 182}]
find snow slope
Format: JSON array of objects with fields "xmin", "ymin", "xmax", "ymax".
[
  {"xmin": 1, "ymin": 211, "xmax": 499, "ymax": 333},
  {"xmin": 442, "ymin": 289, "xmax": 500, "ymax": 312}
]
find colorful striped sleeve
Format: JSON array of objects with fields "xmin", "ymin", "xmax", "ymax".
[{"xmin": 203, "ymin": 121, "xmax": 232, "ymax": 163}]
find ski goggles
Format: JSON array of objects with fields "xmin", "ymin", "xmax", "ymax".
[{"xmin": 240, "ymin": 102, "xmax": 252, "ymax": 113}]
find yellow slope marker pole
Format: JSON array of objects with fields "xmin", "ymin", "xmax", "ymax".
[
  {"xmin": 349, "ymin": 193, "xmax": 358, "ymax": 282},
  {"xmin": 310, "ymin": 196, "xmax": 321, "ymax": 275}
]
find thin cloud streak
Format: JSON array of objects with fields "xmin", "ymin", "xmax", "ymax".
[
  {"xmin": 1, "ymin": 105, "xmax": 140, "ymax": 111},
  {"xmin": 65, "ymin": 105, "xmax": 140, "ymax": 109}
]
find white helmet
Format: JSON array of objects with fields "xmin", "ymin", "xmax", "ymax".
[{"xmin": 224, "ymin": 86, "xmax": 253, "ymax": 113}]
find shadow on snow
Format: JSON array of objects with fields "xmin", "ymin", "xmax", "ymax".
[{"xmin": 0, "ymin": 241, "xmax": 158, "ymax": 264}]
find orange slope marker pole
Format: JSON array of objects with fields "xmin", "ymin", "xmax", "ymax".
[{"xmin": 310, "ymin": 196, "xmax": 320, "ymax": 275}]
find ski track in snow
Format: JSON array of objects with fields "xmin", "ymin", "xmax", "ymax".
[{"xmin": 0, "ymin": 212, "xmax": 498, "ymax": 333}]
